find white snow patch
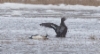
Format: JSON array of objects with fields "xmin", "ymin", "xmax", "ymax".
[
  {"xmin": 11, "ymin": 11, "xmax": 22, "ymax": 16},
  {"xmin": 0, "ymin": 3, "xmax": 100, "ymax": 10}
]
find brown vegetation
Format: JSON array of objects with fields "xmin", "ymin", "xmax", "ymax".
[{"xmin": 0, "ymin": 0, "xmax": 100, "ymax": 6}]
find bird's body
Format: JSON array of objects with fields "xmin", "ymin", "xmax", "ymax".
[
  {"xmin": 40, "ymin": 17, "xmax": 67, "ymax": 37},
  {"xmin": 29, "ymin": 34, "xmax": 48, "ymax": 40}
]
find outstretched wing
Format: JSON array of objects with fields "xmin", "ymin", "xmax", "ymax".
[{"xmin": 40, "ymin": 23, "xmax": 58, "ymax": 30}]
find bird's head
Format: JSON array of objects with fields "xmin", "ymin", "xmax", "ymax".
[
  {"xmin": 40, "ymin": 23, "xmax": 43, "ymax": 26},
  {"xmin": 61, "ymin": 17, "xmax": 66, "ymax": 21}
]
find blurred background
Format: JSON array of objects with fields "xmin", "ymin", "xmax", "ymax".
[{"xmin": 0, "ymin": 0, "xmax": 100, "ymax": 6}]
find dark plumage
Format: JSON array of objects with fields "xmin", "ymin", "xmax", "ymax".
[{"xmin": 40, "ymin": 17, "xmax": 68, "ymax": 37}]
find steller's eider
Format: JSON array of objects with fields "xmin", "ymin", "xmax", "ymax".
[
  {"xmin": 40, "ymin": 17, "xmax": 67, "ymax": 37},
  {"xmin": 29, "ymin": 34, "xmax": 48, "ymax": 40}
]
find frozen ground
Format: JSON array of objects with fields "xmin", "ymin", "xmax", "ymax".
[{"xmin": 0, "ymin": 3, "xmax": 100, "ymax": 54}]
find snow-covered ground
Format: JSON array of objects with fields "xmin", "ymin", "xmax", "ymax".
[{"xmin": 0, "ymin": 3, "xmax": 100, "ymax": 54}]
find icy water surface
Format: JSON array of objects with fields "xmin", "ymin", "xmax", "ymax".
[
  {"xmin": 0, "ymin": 17, "xmax": 100, "ymax": 54},
  {"xmin": 0, "ymin": 8, "xmax": 100, "ymax": 18},
  {"xmin": 0, "ymin": 5, "xmax": 100, "ymax": 54}
]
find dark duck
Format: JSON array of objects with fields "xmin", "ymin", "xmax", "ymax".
[{"xmin": 40, "ymin": 17, "xmax": 67, "ymax": 37}]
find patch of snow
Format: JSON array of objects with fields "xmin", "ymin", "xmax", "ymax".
[
  {"xmin": 0, "ymin": 3, "xmax": 100, "ymax": 10},
  {"xmin": 11, "ymin": 11, "xmax": 22, "ymax": 16}
]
